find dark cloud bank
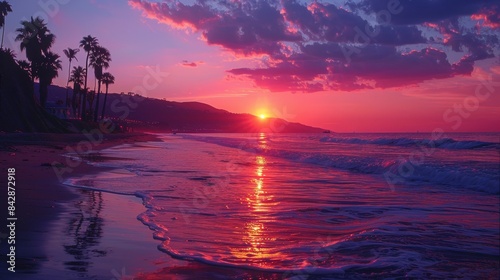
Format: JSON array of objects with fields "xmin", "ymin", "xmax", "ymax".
[{"xmin": 130, "ymin": 0, "xmax": 499, "ymax": 92}]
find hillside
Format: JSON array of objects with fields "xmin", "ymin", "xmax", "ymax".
[
  {"xmin": 0, "ymin": 50, "xmax": 68, "ymax": 133},
  {"xmin": 42, "ymin": 84, "xmax": 325, "ymax": 133}
]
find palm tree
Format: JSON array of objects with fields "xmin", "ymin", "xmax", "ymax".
[
  {"xmin": 17, "ymin": 59, "xmax": 31, "ymax": 77},
  {"xmin": 0, "ymin": 1, "xmax": 12, "ymax": 49},
  {"xmin": 79, "ymin": 35, "xmax": 98, "ymax": 120},
  {"xmin": 87, "ymin": 89, "xmax": 95, "ymax": 117},
  {"xmin": 89, "ymin": 45, "xmax": 111, "ymax": 122},
  {"xmin": 1, "ymin": 47, "xmax": 14, "ymax": 57},
  {"xmin": 100, "ymin": 72, "xmax": 114, "ymax": 119},
  {"xmin": 69, "ymin": 66, "xmax": 85, "ymax": 116},
  {"xmin": 16, "ymin": 17, "xmax": 55, "ymax": 99},
  {"xmin": 38, "ymin": 51, "xmax": 61, "ymax": 107},
  {"xmin": 16, "ymin": 17, "xmax": 56, "ymax": 106},
  {"xmin": 16, "ymin": 17, "xmax": 55, "ymax": 64},
  {"xmin": 63, "ymin": 48, "xmax": 79, "ymax": 107}
]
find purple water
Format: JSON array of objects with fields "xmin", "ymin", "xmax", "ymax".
[{"xmin": 66, "ymin": 132, "xmax": 500, "ymax": 279}]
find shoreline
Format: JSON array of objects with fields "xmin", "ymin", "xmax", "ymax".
[
  {"xmin": 0, "ymin": 132, "xmax": 169, "ymax": 277},
  {"xmin": 3, "ymin": 132, "xmax": 497, "ymax": 279},
  {"xmin": 0, "ymin": 132, "xmax": 284, "ymax": 279}
]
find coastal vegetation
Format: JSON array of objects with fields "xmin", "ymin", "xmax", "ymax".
[{"xmin": 0, "ymin": 1, "xmax": 116, "ymax": 132}]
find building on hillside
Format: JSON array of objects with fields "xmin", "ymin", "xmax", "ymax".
[{"xmin": 45, "ymin": 101, "xmax": 69, "ymax": 119}]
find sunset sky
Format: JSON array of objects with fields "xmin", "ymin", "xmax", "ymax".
[{"xmin": 4, "ymin": 0, "xmax": 500, "ymax": 132}]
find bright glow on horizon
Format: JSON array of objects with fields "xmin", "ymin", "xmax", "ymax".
[{"xmin": 259, "ymin": 114, "xmax": 266, "ymax": 120}]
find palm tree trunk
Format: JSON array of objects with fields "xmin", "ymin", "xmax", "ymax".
[
  {"xmin": 65, "ymin": 60, "xmax": 71, "ymax": 109},
  {"xmin": 1, "ymin": 24, "xmax": 5, "ymax": 49},
  {"xmin": 39, "ymin": 79, "xmax": 48, "ymax": 108},
  {"xmin": 72, "ymin": 88, "xmax": 77, "ymax": 117},
  {"xmin": 81, "ymin": 54, "xmax": 89, "ymax": 120},
  {"xmin": 0, "ymin": 73, "xmax": 3, "ymax": 122},
  {"xmin": 101, "ymin": 85, "xmax": 109, "ymax": 120},
  {"xmin": 94, "ymin": 80, "xmax": 101, "ymax": 122},
  {"xmin": 88, "ymin": 92, "xmax": 93, "ymax": 113},
  {"xmin": 78, "ymin": 91, "xmax": 82, "ymax": 117},
  {"xmin": 31, "ymin": 64, "xmax": 36, "ymax": 101}
]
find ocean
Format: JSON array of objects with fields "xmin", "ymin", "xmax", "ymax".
[{"xmin": 65, "ymin": 132, "xmax": 500, "ymax": 279}]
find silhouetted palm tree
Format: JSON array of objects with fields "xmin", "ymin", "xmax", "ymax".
[
  {"xmin": 69, "ymin": 66, "xmax": 85, "ymax": 116},
  {"xmin": 87, "ymin": 89, "xmax": 95, "ymax": 118},
  {"xmin": 17, "ymin": 59, "xmax": 31, "ymax": 79},
  {"xmin": 16, "ymin": 17, "xmax": 55, "ymax": 103},
  {"xmin": 63, "ymin": 47, "xmax": 79, "ymax": 107},
  {"xmin": 2, "ymin": 47, "xmax": 14, "ymax": 57},
  {"xmin": 16, "ymin": 17, "xmax": 55, "ymax": 66},
  {"xmin": 100, "ymin": 72, "xmax": 114, "ymax": 119},
  {"xmin": 0, "ymin": 1, "xmax": 12, "ymax": 49},
  {"xmin": 89, "ymin": 45, "xmax": 111, "ymax": 122},
  {"xmin": 38, "ymin": 51, "xmax": 61, "ymax": 107},
  {"xmin": 79, "ymin": 35, "xmax": 98, "ymax": 120}
]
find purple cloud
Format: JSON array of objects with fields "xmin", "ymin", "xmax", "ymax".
[
  {"xmin": 130, "ymin": 0, "xmax": 301, "ymax": 56},
  {"xmin": 130, "ymin": 0, "xmax": 499, "ymax": 92},
  {"xmin": 283, "ymin": 1, "xmax": 426, "ymax": 45},
  {"xmin": 181, "ymin": 60, "xmax": 202, "ymax": 67},
  {"xmin": 354, "ymin": 0, "xmax": 498, "ymax": 25},
  {"xmin": 230, "ymin": 46, "xmax": 471, "ymax": 92},
  {"xmin": 472, "ymin": 5, "xmax": 500, "ymax": 29}
]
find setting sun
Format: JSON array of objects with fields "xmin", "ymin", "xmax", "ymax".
[{"xmin": 259, "ymin": 114, "xmax": 266, "ymax": 120}]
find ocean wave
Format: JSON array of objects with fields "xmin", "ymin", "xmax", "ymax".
[
  {"xmin": 276, "ymin": 152, "xmax": 498, "ymax": 194},
  {"xmin": 182, "ymin": 135, "xmax": 500, "ymax": 194},
  {"xmin": 319, "ymin": 136, "xmax": 499, "ymax": 150},
  {"xmin": 138, "ymin": 205, "xmax": 499, "ymax": 278},
  {"xmin": 62, "ymin": 136, "xmax": 499, "ymax": 279},
  {"xmin": 63, "ymin": 178, "xmax": 138, "ymax": 196}
]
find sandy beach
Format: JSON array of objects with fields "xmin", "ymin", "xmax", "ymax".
[
  {"xmin": 0, "ymin": 133, "xmax": 283, "ymax": 279},
  {"xmin": 0, "ymin": 133, "xmax": 172, "ymax": 279}
]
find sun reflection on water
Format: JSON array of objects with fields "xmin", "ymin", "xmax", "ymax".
[
  {"xmin": 257, "ymin": 132, "xmax": 268, "ymax": 149},
  {"xmin": 231, "ymin": 153, "xmax": 282, "ymax": 265}
]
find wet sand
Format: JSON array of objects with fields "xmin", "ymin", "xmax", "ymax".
[
  {"xmin": 0, "ymin": 133, "xmax": 284, "ymax": 279},
  {"xmin": 0, "ymin": 133, "xmax": 174, "ymax": 278}
]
